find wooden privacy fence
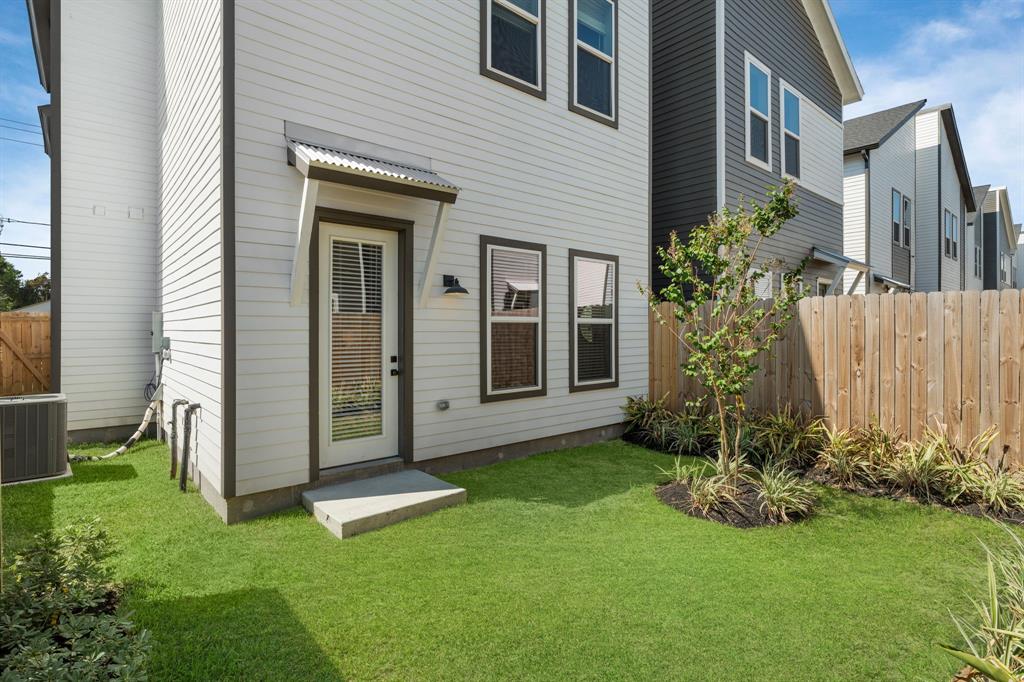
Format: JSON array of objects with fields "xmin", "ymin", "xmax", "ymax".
[
  {"xmin": 0, "ymin": 312, "xmax": 51, "ymax": 396},
  {"xmin": 650, "ymin": 290, "xmax": 1024, "ymax": 467}
]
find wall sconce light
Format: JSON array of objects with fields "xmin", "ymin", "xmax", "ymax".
[{"xmin": 443, "ymin": 275, "xmax": 469, "ymax": 296}]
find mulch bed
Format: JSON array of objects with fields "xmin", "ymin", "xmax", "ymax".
[{"xmin": 655, "ymin": 478, "xmax": 783, "ymax": 529}]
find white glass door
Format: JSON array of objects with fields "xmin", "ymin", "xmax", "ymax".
[{"xmin": 319, "ymin": 224, "xmax": 399, "ymax": 468}]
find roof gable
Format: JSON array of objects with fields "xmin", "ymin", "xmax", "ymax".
[
  {"xmin": 800, "ymin": 0, "xmax": 864, "ymax": 105},
  {"xmin": 844, "ymin": 100, "xmax": 926, "ymax": 153},
  {"xmin": 921, "ymin": 104, "xmax": 976, "ymax": 212}
]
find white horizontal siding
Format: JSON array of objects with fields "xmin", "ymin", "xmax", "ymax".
[
  {"xmin": 869, "ymin": 115, "xmax": 916, "ymax": 286},
  {"xmin": 232, "ymin": 0, "xmax": 650, "ymax": 496},
  {"xmin": 842, "ymin": 154, "xmax": 866, "ymax": 293},
  {"xmin": 939, "ymin": 121, "xmax": 964, "ymax": 291},
  {"xmin": 914, "ymin": 110, "xmax": 940, "ymax": 291},
  {"xmin": 158, "ymin": 0, "xmax": 223, "ymax": 493},
  {"xmin": 60, "ymin": 1, "xmax": 159, "ymax": 433},
  {"xmin": 796, "ymin": 97, "xmax": 843, "ymax": 203}
]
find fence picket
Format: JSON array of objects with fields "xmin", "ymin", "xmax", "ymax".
[{"xmin": 648, "ymin": 291, "xmax": 1024, "ymax": 466}]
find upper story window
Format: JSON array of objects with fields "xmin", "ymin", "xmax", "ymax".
[
  {"xmin": 946, "ymin": 214, "xmax": 954, "ymax": 259},
  {"xmin": 1002, "ymin": 254, "xmax": 1009, "ymax": 284},
  {"xmin": 745, "ymin": 53, "xmax": 771, "ymax": 171},
  {"xmin": 570, "ymin": 0, "xmax": 617, "ymax": 126},
  {"xmin": 481, "ymin": 236, "xmax": 547, "ymax": 401},
  {"xmin": 781, "ymin": 84, "xmax": 800, "ymax": 179},
  {"xmin": 972, "ymin": 223, "xmax": 983, "ymax": 278},
  {"xmin": 943, "ymin": 210, "xmax": 951, "ymax": 257},
  {"xmin": 892, "ymin": 189, "xmax": 902, "ymax": 245},
  {"xmin": 482, "ymin": 0, "xmax": 546, "ymax": 98},
  {"xmin": 902, "ymin": 196, "xmax": 912, "ymax": 247}
]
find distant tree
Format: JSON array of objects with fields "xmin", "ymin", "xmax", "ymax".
[
  {"xmin": 0, "ymin": 256, "xmax": 22, "ymax": 312},
  {"xmin": 17, "ymin": 273, "xmax": 51, "ymax": 308}
]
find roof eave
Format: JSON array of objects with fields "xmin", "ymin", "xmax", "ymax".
[
  {"xmin": 25, "ymin": 0, "xmax": 51, "ymax": 94},
  {"xmin": 936, "ymin": 107, "xmax": 976, "ymax": 212},
  {"xmin": 802, "ymin": 0, "xmax": 864, "ymax": 105}
]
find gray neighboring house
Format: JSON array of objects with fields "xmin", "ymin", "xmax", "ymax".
[
  {"xmin": 976, "ymin": 186, "xmax": 1020, "ymax": 290},
  {"xmin": 652, "ymin": 0, "xmax": 864, "ymax": 296},
  {"xmin": 842, "ymin": 100, "xmax": 927, "ymax": 293}
]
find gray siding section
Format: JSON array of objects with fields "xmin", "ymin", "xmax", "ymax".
[
  {"xmin": 722, "ymin": 0, "xmax": 843, "ymax": 282},
  {"xmin": 983, "ymin": 212, "xmax": 999, "ymax": 289},
  {"xmin": 651, "ymin": 0, "xmax": 717, "ymax": 292},
  {"xmin": 892, "ymin": 246, "xmax": 910, "ymax": 284}
]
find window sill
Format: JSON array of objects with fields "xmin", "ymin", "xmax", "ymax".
[
  {"xmin": 481, "ymin": 387, "xmax": 547, "ymax": 403},
  {"xmin": 570, "ymin": 379, "xmax": 619, "ymax": 393},
  {"xmin": 481, "ymin": 66, "xmax": 546, "ymax": 100},
  {"xmin": 745, "ymin": 155, "xmax": 772, "ymax": 173},
  {"xmin": 569, "ymin": 101, "xmax": 618, "ymax": 129}
]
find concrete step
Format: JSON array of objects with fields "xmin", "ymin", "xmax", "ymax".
[{"xmin": 301, "ymin": 469, "xmax": 466, "ymax": 539}]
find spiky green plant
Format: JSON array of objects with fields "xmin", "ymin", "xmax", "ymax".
[
  {"xmin": 941, "ymin": 527, "xmax": 1024, "ymax": 681},
  {"xmin": 752, "ymin": 407, "xmax": 826, "ymax": 470},
  {"xmin": 686, "ymin": 474, "xmax": 739, "ymax": 518},
  {"xmin": 622, "ymin": 395, "xmax": 672, "ymax": 438},
  {"xmin": 882, "ymin": 436, "xmax": 949, "ymax": 502},
  {"xmin": 818, "ymin": 428, "xmax": 876, "ymax": 488},
  {"xmin": 756, "ymin": 462, "xmax": 817, "ymax": 523}
]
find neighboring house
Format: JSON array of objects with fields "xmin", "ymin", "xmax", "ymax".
[
  {"xmin": 965, "ymin": 184, "xmax": 990, "ymax": 291},
  {"xmin": 1017, "ymin": 228, "xmax": 1024, "ymax": 290},
  {"xmin": 842, "ymin": 100, "xmax": 926, "ymax": 294},
  {"xmin": 913, "ymin": 104, "xmax": 976, "ymax": 292},
  {"xmin": 976, "ymin": 186, "xmax": 1020, "ymax": 290},
  {"xmin": 30, "ymin": 0, "xmax": 651, "ymax": 521},
  {"xmin": 652, "ymin": 0, "xmax": 864, "ymax": 297}
]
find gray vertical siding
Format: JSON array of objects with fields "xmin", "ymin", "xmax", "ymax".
[
  {"xmin": 892, "ymin": 246, "xmax": 910, "ymax": 284},
  {"xmin": 651, "ymin": 0, "xmax": 717, "ymax": 292},
  {"xmin": 722, "ymin": 0, "xmax": 844, "ymax": 282}
]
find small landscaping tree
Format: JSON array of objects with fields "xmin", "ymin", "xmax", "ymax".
[{"xmin": 645, "ymin": 181, "xmax": 806, "ymax": 478}]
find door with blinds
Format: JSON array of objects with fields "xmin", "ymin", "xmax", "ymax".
[{"xmin": 318, "ymin": 224, "xmax": 399, "ymax": 468}]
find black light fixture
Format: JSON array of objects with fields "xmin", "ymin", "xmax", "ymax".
[{"xmin": 443, "ymin": 275, "xmax": 469, "ymax": 296}]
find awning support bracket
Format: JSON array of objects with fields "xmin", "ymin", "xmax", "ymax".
[
  {"xmin": 290, "ymin": 177, "xmax": 320, "ymax": 307},
  {"xmin": 418, "ymin": 202, "xmax": 452, "ymax": 308}
]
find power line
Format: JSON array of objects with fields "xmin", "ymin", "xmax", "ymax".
[
  {"xmin": 0, "ymin": 218, "xmax": 49, "ymax": 225},
  {"xmin": 0, "ymin": 137, "xmax": 44, "ymax": 148},
  {"xmin": 0, "ymin": 124, "xmax": 40, "ymax": 136},
  {"xmin": 0, "ymin": 116, "xmax": 38, "ymax": 128},
  {"xmin": 0, "ymin": 253, "xmax": 50, "ymax": 261},
  {"xmin": 0, "ymin": 242, "xmax": 49, "ymax": 249}
]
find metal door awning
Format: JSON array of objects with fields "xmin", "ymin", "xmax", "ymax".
[
  {"xmin": 811, "ymin": 246, "xmax": 869, "ymax": 295},
  {"xmin": 287, "ymin": 138, "xmax": 460, "ymax": 307}
]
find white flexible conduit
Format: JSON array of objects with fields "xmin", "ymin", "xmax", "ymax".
[{"xmin": 68, "ymin": 396, "xmax": 161, "ymax": 463}]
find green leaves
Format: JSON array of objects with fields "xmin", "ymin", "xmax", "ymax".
[{"xmin": 646, "ymin": 181, "xmax": 805, "ymax": 471}]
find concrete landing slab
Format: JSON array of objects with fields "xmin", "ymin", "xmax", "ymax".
[{"xmin": 302, "ymin": 469, "xmax": 466, "ymax": 539}]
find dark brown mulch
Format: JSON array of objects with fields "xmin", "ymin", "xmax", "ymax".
[
  {"xmin": 655, "ymin": 478, "xmax": 786, "ymax": 529},
  {"xmin": 804, "ymin": 464, "xmax": 1024, "ymax": 525}
]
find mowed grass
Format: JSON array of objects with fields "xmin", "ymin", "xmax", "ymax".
[{"xmin": 0, "ymin": 439, "xmax": 1001, "ymax": 681}]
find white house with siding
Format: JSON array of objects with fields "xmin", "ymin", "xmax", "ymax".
[
  {"xmin": 842, "ymin": 100, "xmax": 925, "ymax": 293},
  {"xmin": 30, "ymin": 0, "xmax": 650, "ymax": 521},
  {"xmin": 841, "ymin": 101, "xmax": 976, "ymax": 293}
]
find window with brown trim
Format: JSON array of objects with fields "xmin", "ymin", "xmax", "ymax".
[
  {"xmin": 481, "ymin": 236, "xmax": 547, "ymax": 402},
  {"xmin": 569, "ymin": 0, "xmax": 617, "ymax": 126},
  {"xmin": 569, "ymin": 250, "xmax": 618, "ymax": 391},
  {"xmin": 481, "ymin": 0, "xmax": 546, "ymax": 98}
]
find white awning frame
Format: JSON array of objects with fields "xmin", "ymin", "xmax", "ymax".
[{"xmin": 286, "ymin": 139, "xmax": 459, "ymax": 307}]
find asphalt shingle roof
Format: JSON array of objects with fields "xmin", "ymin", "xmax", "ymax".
[{"xmin": 844, "ymin": 100, "xmax": 927, "ymax": 153}]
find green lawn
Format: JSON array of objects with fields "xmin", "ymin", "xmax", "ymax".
[{"xmin": 0, "ymin": 439, "xmax": 1002, "ymax": 680}]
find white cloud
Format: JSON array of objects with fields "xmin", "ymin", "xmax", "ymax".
[{"xmin": 845, "ymin": 0, "xmax": 1024, "ymax": 208}]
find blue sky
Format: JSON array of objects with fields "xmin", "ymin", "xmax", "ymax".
[
  {"xmin": 0, "ymin": 0, "xmax": 1021, "ymax": 281},
  {"xmin": 834, "ymin": 0, "xmax": 1024, "ymax": 208},
  {"xmin": 0, "ymin": 0, "xmax": 49, "ymax": 278}
]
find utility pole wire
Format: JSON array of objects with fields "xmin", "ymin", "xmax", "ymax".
[
  {"xmin": 0, "ymin": 137, "xmax": 44, "ymax": 148},
  {"xmin": 0, "ymin": 242, "xmax": 50, "ymax": 249},
  {"xmin": 0, "ymin": 116, "xmax": 38, "ymax": 128},
  {"xmin": 0, "ymin": 218, "xmax": 50, "ymax": 226}
]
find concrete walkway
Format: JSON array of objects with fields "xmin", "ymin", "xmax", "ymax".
[{"xmin": 302, "ymin": 469, "xmax": 466, "ymax": 539}]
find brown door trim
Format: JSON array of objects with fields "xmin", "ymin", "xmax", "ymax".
[{"xmin": 309, "ymin": 208, "xmax": 415, "ymax": 483}]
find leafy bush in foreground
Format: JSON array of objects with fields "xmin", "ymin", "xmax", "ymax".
[{"xmin": 0, "ymin": 520, "xmax": 150, "ymax": 680}]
